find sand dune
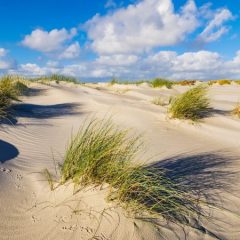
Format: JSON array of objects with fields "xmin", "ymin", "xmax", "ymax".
[{"xmin": 0, "ymin": 82, "xmax": 240, "ymax": 239}]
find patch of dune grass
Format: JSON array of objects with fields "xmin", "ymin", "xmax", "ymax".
[
  {"xmin": 177, "ymin": 80, "xmax": 196, "ymax": 86},
  {"xmin": 109, "ymin": 78, "xmax": 147, "ymax": 86},
  {"xmin": 235, "ymin": 80, "xmax": 240, "ymax": 85},
  {"xmin": 232, "ymin": 104, "xmax": 240, "ymax": 118},
  {"xmin": 208, "ymin": 79, "xmax": 232, "ymax": 86},
  {"xmin": 14, "ymin": 81, "xmax": 29, "ymax": 95},
  {"xmin": 168, "ymin": 85, "xmax": 210, "ymax": 121},
  {"xmin": 0, "ymin": 94, "xmax": 11, "ymax": 119},
  {"xmin": 152, "ymin": 96, "xmax": 172, "ymax": 106},
  {"xmin": 0, "ymin": 76, "xmax": 20, "ymax": 101},
  {"xmin": 48, "ymin": 74, "xmax": 78, "ymax": 83},
  {"xmin": 61, "ymin": 118, "xmax": 202, "ymax": 222},
  {"xmin": 217, "ymin": 79, "xmax": 232, "ymax": 85},
  {"xmin": 151, "ymin": 78, "xmax": 173, "ymax": 89},
  {"xmin": 30, "ymin": 74, "xmax": 78, "ymax": 84},
  {"xmin": 62, "ymin": 119, "xmax": 141, "ymax": 185},
  {"xmin": 0, "ymin": 76, "xmax": 29, "ymax": 120}
]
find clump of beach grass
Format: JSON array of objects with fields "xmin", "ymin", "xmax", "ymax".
[
  {"xmin": 151, "ymin": 78, "xmax": 173, "ymax": 89},
  {"xmin": 217, "ymin": 79, "xmax": 232, "ymax": 85},
  {"xmin": 177, "ymin": 80, "xmax": 196, "ymax": 86},
  {"xmin": 61, "ymin": 118, "xmax": 202, "ymax": 222},
  {"xmin": 168, "ymin": 85, "xmax": 210, "ymax": 121},
  {"xmin": 0, "ymin": 77, "xmax": 19, "ymax": 119},
  {"xmin": 0, "ymin": 76, "xmax": 20, "ymax": 101},
  {"xmin": 32, "ymin": 74, "xmax": 78, "ymax": 84},
  {"xmin": 61, "ymin": 118, "xmax": 141, "ymax": 185},
  {"xmin": 14, "ymin": 81, "xmax": 29, "ymax": 96},
  {"xmin": 0, "ymin": 94, "xmax": 11, "ymax": 119},
  {"xmin": 232, "ymin": 104, "xmax": 240, "ymax": 118},
  {"xmin": 0, "ymin": 76, "xmax": 29, "ymax": 120},
  {"xmin": 152, "ymin": 96, "xmax": 171, "ymax": 106}
]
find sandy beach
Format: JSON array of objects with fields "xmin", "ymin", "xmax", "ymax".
[{"xmin": 0, "ymin": 82, "xmax": 239, "ymax": 239}]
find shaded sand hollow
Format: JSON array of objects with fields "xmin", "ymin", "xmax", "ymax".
[{"xmin": 0, "ymin": 82, "xmax": 240, "ymax": 239}]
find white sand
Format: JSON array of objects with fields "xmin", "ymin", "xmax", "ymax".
[{"xmin": 0, "ymin": 82, "xmax": 240, "ymax": 239}]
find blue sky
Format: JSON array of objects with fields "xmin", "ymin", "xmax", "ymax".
[{"xmin": 0, "ymin": 0, "xmax": 239, "ymax": 81}]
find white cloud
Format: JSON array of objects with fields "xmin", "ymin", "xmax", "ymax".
[
  {"xmin": 22, "ymin": 28, "xmax": 77, "ymax": 52},
  {"xmin": 19, "ymin": 63, "xmax": 47, "ymax": 75},
  {"xmin": 59, "ymin": 42, "xmax": 80, "ymax": 59},
  {"xmin": 0, "ymin": 60, "xmax": 14, "ymax": 70},
  {"xmin": 0, "ymin": 48, "xmax": 16, "ymax": 71},
  {"xmin": 46, "ymin": 60, "xmax": 59, "ymax": 68},
  {"xmin": 198, "ymin": 8, "xmax": 233, "ymax": 42},
  {"xmin": 96, "ymin": 54, "xmax": 138, "ymax": 66},
  {"xmin": 85, "ymin": 0, "xmax": 198, "ymax": 55},
  {"xmin": 105, "ymin": 0, "xmax": 117, "ymax": 9},
  {"xmin": 0, "ymin": 48, "xmax": 7, "ymax": 57},
  {"xmin": 13, "ymin": 50, "xmax": 240, "ymax": 80}
]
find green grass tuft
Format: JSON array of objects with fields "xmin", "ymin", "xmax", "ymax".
[
  {"xmin": 62, "ymin": 118, "xmax": 141, "ymax": 185},
  {"xmin": 168, "ymin": 85, "xmax": 210, "ymax": 121},
  {"xmin": 151, "ymin": 78, "xmax": 173, "ymax": 89},
  {"xmin": 61, "ymin": 118, "xmax": 202, "ymax": 222},
  {"xmin": 0, "ymin": 75, "xmax": 29, "ymax": 120}
]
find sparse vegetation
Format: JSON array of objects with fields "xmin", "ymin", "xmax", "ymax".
[
  {"xmin": 217, "ymin": 79, "xmax": 232, "ymax": 85},
  {"xmin": 61, "ymin": 118, "xmax": 201, "ymax": 222},
  {"xmin": 151, "ymin": 78, "xmax": 173, "ymax": 89},
  {"xmin": 31, "ymin": 74, "xmax": 78, "ymax": 84},
  {"xmin": 208, "ymin": 79, "xmax": 232, "ymax": 86},
  {"xmin": 169, "ymin": 85, "xmax": 210, "ymax": 121},
  {"xmin": 152, "ymin": 96, "xmax": 171, "ymax": 106},
  {"xmin": 0, "ymin": 75, "xmax": 29, "ymax": 120},
  {"xmin": 234, "ymin": 80, "xmax": 240, "ymax": 85},
  {"xmin": 48, "ymin": 74, "xmax": 77, "ymax": 83},
  {"xmin": 109, "ymin": 78, "xmax": 147, "ymax": 86},
  {"xmin": 177, "ymin": 80, "xmax": 196, "ymax": 86},
  {"xmin": 232, "ymin": 104, "xmax": 240, "ymax": 118}
]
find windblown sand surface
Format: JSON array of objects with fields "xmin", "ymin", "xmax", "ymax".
[{"xmin": 0, "ymin": 82, "xmax": 240, "ymax": 239}]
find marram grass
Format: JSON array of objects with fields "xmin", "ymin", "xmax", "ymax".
[
  {"xmin": 151, "ymin": 78, "xmax": 173, "ymax": 89},
  {"xmin": 62, "ymin": 118, "xmax": 141, "ymax": 185},
  {"xmin": 61, "ymin": 118, "xmax": 202, "ymax": 222},
  {"xmin": 232, "ymin": 104, "xmax": 240, "ymax": 118},
  {"xmin": 168, "ymin": 85, "xmax": 210, "ymax": 121},
  {"xmin": 0, "ymin": 75, "xmax": 29, "ymax": 120}
]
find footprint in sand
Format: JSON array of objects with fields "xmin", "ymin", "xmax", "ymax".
[
  {"xmin": 0, "ymin": 167, "xmax": 11, "ymax": 174},
  {"xmin": 16, "ymin": 174, "xmax": 23, "ymax": 181},
  {"xmin": 31, "ymin": 215, "xmax": 40, "ymax": 223},
  {"xmin": 61, "ymin": 224, "xmax": 77, "ymax": 232}
]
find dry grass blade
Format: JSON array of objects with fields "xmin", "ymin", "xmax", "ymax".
[{"xmin": 232, "ymin": 104, "xmax": 240, "ymax": 118}]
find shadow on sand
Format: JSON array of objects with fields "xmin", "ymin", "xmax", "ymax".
[
  {"xmin": 0, "ymin": 140, "xmax": 19, "ymax": 163},
  {"xmin": 0, "ymin": 102, "xmax": 82, "ymax": 125},
  {"xmin": 149, "ymin": 153, "xmax": 237, "ymax": 195},
  {"xmin": 143, "ymin": 152, "xmax": 239, "ymax": 239}
]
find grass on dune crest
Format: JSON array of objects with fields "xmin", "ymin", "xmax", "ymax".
[
  {"xmin": 109, "ymin": 78, "xmax": 147, "ymax": 86},
  {"xmin": 61, "ymin": 118, "xmax": 202, "ymax": 222},
  {"xmin": 151, "ymin": 78, "xmax": 173, "ymax": 89},
  {"xmin": 168, "ymin": 85, "xmax": 210, "ymax": 121},
  {"xmin": 32, "ymin": 74, "xmax": 78, "ymax": 84},
  {"xmin": 0, "ymin": 76, "xmax": 29, "ymax": 120}
]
